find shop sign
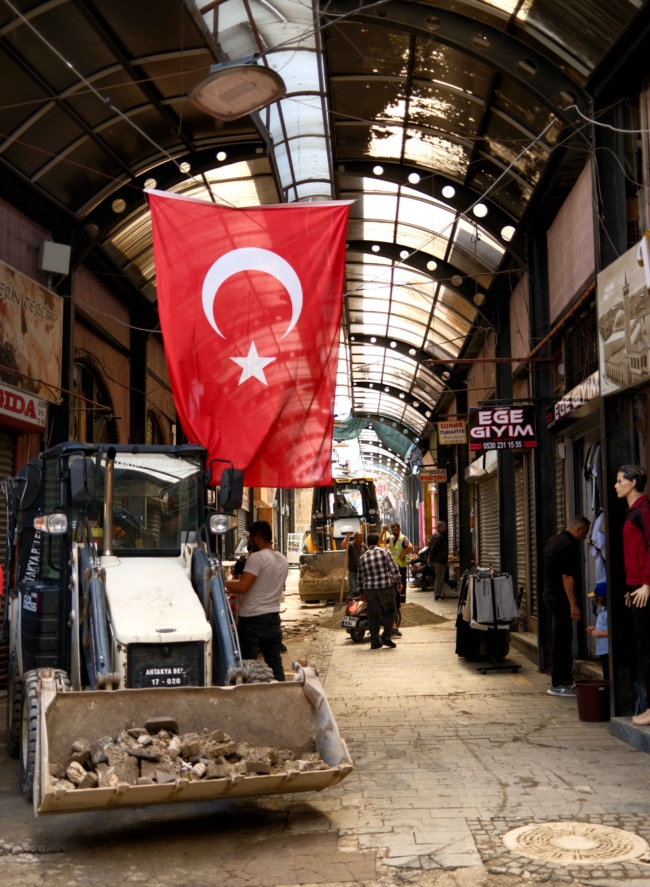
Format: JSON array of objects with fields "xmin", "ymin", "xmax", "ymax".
[
  {"xmin": 437, "ymin": 420, "xmax": 467, "ymax": 444},
  {"xmin": 598, "ymin": 230, "xmax": 650, "ymax": 396},
  {"xmin": 0, "ymin": 260, "xmax": 63, "ymax": 403},
  {"xmin": 548, "ymin": 371, "xmax": 600, "ymax": 426},
  {"xmin": 468, "ymin": 406, "xmax": 537, "ymax": 451},
  {"xmin": 420, "ymin": 470, "xmax": 447, "ymax": 483},
  {"xmin": 0, "ymin": 381, "xmax": 47, "ymax": 432},
  {"xmin": 242, "ymin": 487, "xmax": 249, "ymax": 512}
]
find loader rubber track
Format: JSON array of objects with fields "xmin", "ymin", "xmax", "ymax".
[
  {"xmin": 6, "ymin": 652, "xmax": 21, "ymax": 758},
  {"xmin": 242, "ymin": 659, "xmax": 275, "ymax": 683}
]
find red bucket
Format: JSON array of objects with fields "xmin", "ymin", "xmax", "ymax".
[{"xmin": 575, "ymin": 679, "xmax": 610, "ymax": 722}]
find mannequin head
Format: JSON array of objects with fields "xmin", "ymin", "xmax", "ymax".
[{"xmin": 615, "ymin": 465, "xmax": 647, "ymax": 501}]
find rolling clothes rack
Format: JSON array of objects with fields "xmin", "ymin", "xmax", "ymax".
[{"xmin": 455, "ymin": 570, "xmax": 521, "ymax": 674}]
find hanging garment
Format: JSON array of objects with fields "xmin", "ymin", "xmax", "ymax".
[{"xmin": 590, "ymin": 511, "xmax": 607, "ymax": 585}]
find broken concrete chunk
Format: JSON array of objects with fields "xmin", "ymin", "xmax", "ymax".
[
  {"xmin": 205, "ymin": 740, "xmax": 236, "ymax": 758},
  {"xmin": 205, "ymin": 763, "xmax": 229, "ymax": 780},
  {"xmin": 295, "ymin": 759, "xmax": 328, "ymax": 771},
  {"xmin": 76, "ymin": 771, "xmax": 99, "ymax": 789},
  {"xmin": 137, "ymin": 735, "xmax": 153, "ymax": 747},
  {"xmin": 210, "ymin": 730, "xmax": 227, "ymax": 743},
  {"xmin": 190, "ymin": 762, "xmax": 207, "ymax": 779},
  {"xmin": 253, "ymin": 747, "xmax": 279, "ymax": 765},
  {"xmin": 104, "ymin": 743, "xmax": 138, "ymax": 785},
  {"xmin": 179, "ymin": 733, "xmax": 202, "ymax": 758},
  {"xmin": 233, "ymin": 742, "xmax": 250, "ymax": 759},
  {"xmin": 141, "ymin": 757, "xmax": 180, "ymax": 782},
  {"xmin": 233, "ymin": 761, "xmax": 248, "ymax": 775},
  {"xmin": 145, "ymin": 717, "xmax": 179, "ymax": 735},
  {"xmin": 98, "ymin": 767, "xmax": 118, "ymax": 788},
  {"xmin": 66, "ymin": 761, "xmax": 87, "ymax": 786},
  {"xmin": 136, "ymin": 776, "xmax": 154, "ymax": 785},
  {"xmin": 245, "ymin": 760, "xmax": 272, "ymax": 775},
  {"xmin": 167, "ymin": 736, "xmax": 181, "ymax": 757},
  {"xmin": 127, "ymin": 728, "xmax": 148, "ymax": 739},
  {"xmin": 52, "ymin": 778, "xmax": 76, "ymax": 791},
  {"xmin": 154, "ymin": 771, "xmax": 177, "ymax": 785},
  {"xmin": 90, "ymin": 740, "xmax": 109, "ymax": 766},
  {"xmin": 70, "ymin": 738, "xmax": 91, "ymax": 766},
  {"xmin": 49, "ymin": 761, "xmax": 68, "ymax": 780}
]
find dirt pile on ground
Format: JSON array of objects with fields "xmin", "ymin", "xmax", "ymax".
[
  {"xmin": 50, "ymin": 723, "xmax": 328, "ymax": 790},
  {"xmin": 320, "ymin": 602, "xmax": 449, "ymax": 630}
]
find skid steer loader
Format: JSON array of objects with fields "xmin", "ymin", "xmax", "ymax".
[{"xmin": 1, "ymin": 443, "xmax": 352, "ymax": 816}]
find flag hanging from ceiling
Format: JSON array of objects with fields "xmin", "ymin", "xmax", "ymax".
[{"xmin": 148, "ymin": 190, "xmax": 350, "ymax": 487}]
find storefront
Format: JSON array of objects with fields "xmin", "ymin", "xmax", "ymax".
[{"xmin": 465, "ymin": 452, "xmax": 499, "ymax": 570}]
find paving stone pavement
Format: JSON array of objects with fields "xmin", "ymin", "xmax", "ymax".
[{"xmin": 2, "ymin": 588, "xmax": 650, "ymax": 886}]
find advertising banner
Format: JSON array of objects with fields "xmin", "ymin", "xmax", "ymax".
[
  {"xmin": 548, "ymin": 371, "xmax": 599, "ymax": 428},
  {"xmin": 0, "ymin": 381, "xmax": 47, "ymax": 432},
  {"xmin": 468, "ymin": 406, "xmax": 537, "ymax": 451},
  {"xmin": 437, "ymin": 420, "xmax": 467, "ymax": 444},
  {"xmin": 0, "ymin": 260, "xmax": 63, "ymax": 403},
  {"xmin": 598, "ymin": 230, "xmax": 650, "ymax": 396}
]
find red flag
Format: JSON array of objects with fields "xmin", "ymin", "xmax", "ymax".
[{"xmin": 148, "ymin": 191, "xmax": 350, "ymax": 487}]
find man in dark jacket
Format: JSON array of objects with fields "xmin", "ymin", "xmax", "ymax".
[
  {"xmin": 427, "ymin": 521, "xmax": 448, "ymax": 600},
  {"xmin": 543, "ymin": 516, "xmax": 590, "ymax": 697}
]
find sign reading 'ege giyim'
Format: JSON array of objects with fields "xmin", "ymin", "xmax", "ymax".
[{"xmin": 468, "ymin": 406, "xmax": 537, "ymax": 451}]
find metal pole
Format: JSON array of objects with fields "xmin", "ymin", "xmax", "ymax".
[{"xmin": 103, "ymin": 447, "xmax": 116, "ymax": 556}]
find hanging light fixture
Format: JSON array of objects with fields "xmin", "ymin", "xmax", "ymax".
[{"xmin": 189, "ymin": 56, "xmax": 286, "ymax": 121}]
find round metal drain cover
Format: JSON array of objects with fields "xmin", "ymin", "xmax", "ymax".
[{"xmin": 503, "ymin": 822, "xmax": 649, "ymax": 865}]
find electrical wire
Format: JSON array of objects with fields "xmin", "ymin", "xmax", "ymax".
[{"xmin": 566, "ymin": 104, "xmax": 650, "ymax": 134}]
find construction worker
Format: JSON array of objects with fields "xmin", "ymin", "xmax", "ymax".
[{"xmin": 379, "ymin": 522, "xmax": 413, "ymax": 636}]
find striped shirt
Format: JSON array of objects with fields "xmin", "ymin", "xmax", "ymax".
[{"xmin": 357, "ymin": 545, "xmax": 402, "ymax": 592}]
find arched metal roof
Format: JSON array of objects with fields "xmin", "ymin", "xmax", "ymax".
[{"xmin": 0, "ymin": 0, "xmax": 645, "ymax": 447}]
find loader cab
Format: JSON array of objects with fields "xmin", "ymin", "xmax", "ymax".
[{"xmin": 309, "ymin": 479, "xmax": 379, "ymax": 550}]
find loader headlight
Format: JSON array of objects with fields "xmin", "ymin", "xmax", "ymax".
[
  {"xmin": 34, "ymin": 512, "xmax": 68, "ymax": 535},
  {"xmin": 210, "ymin": 513, "xmax": 237, "ymax": 534}
]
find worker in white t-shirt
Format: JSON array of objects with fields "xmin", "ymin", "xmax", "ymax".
[{"xmin": 225, "ymin": 520, "xmax": 288, "ymax": 680}]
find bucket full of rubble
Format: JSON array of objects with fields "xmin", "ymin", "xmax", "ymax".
[{"xmin": 33, "ymin": 665, "xmax": 352, "ymax": 816}]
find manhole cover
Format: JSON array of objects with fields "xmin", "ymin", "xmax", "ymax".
[{"xmin": 503, "ymin": 822, "xmax": 649, "ymax": 865}]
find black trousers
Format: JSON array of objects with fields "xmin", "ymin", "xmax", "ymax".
[
  {"xmin": 366, "ymin": 585, "xmax": 397, "ymax": 643},
  {"xmin": 599, "ymin": 653, "xmax": 610, "ymax": 681},
  {"xmin": 237, "ymin": 613, "xmax": 285, "ymax": 681},
  {"xmin": 397, "ymin": 566, "xmax": 407, "ymax": 607},
  {"xmin": 631, "ymin": 599, "xmax": 650, "ymax": 708},
  {"xmin": 544, "ymin": 594, "xmax": 574, "ymax": 688}
]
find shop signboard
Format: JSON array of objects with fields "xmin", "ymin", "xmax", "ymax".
[
  {"xmin": 468, "ymin": 406, "xmax": 537, "ymax": 451},
  {"xmin": 437, "ymin": 420, "xmax": 467, "ymax": 444},
  {"xmin": 0, "ymin": 260, "xmax": 63, "ymax": 403},
  {"xmin": 420, "ymin": 470, "xmax": 447, "ymax": 483},
  {"xmin": 598, "ymin": 230, "xmax": 650, "ymax": 396},
  {"xmin": 0, "ymin": 381, "xmax": 47, "ymax": 432},
  {"xmin": 547, "ymin": 371, "xmax": 600, "ymax": 428},
  {"xmin": 241, "ymin": 487, "xmax": 250, "ymax": 512}
]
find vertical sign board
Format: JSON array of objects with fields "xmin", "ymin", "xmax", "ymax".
[
  {"xmin": 468, "ymin": 406, "xmax": 537, "ymax": 451},
  {"xmin": 437, "ymin": 420, "xmax": 467, "ymax": 445},
  {"xmin": 0, "ymin": 260, "xmax": 63, "ymax": 403},
  {"xmin": 598, "ymin": 230, "xmax": 650, "ymax": 397}
]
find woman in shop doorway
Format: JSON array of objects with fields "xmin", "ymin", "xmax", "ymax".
[{"xmin": 615, "ymin": 465, "xmax": 650, "ymax": 725}]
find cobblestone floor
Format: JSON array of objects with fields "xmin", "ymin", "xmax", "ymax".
[{"xmin": 1, "ymin": 580, "xmax": 650, "ymax": 886}]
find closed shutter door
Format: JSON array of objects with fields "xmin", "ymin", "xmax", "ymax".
[
  {"xmin": 527, "ymin": 452, "xmax": 538, "ymax": 618},
  {"xmin": 0, "ymin": 434, "xmax": 15, "ymax": 568},
  {"xmin": 515, "ymin": 461, "xmax": 527, "ymax": 621},
  {"xmin": 447, "ymin": 485, "xmax": 454, "ymax": 557},
  {"xmin": 237, "ymin": 509, "xmax": 247, "ymax": 541},
  {"xmin": 556, "ymin": 448, "xmax": 566, "ymax": 532},
  {"xmin": 478, "ymin": 474, "xmax": 500, "ymax": 569}
]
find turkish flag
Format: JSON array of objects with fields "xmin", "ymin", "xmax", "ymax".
[{"xmin": 148, "ymin": 191, "xmax": 350, "ymax": 487}]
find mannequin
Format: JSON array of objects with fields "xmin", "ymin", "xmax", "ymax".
[{"xmin": 614, "ymin": 465, "xmax": 650, "ymax": 725}]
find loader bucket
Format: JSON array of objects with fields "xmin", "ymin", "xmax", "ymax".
[{"xmin": 34, "ymin": 667, "xmax": 353, "ymax": 816}]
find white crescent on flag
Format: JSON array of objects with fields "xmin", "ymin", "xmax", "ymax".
[{"xmin": 202, "ymin": 247, "xmax": 303, "ymax": 340}]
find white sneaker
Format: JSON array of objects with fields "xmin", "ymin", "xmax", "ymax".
[{"xmin": 547, "ymin": 685, "xmax": 576, "ymax": 697}]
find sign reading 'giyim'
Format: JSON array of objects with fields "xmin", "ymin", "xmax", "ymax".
[{"xmin": 468, "ymin": 406, "xmax": 537, "ymax": 451}]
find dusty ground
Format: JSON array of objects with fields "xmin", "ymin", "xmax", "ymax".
[{"xmin": 1, "ymin": 576, "xmax": 650, "ymax": 887}]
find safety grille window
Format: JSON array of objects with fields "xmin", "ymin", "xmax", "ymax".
[{"xmin": 565, "ymin": 310, "xmax": 598, "ymax": 392}]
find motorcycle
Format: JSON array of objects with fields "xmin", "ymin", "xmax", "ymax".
[
  {"xmin": 410, "ymin": 546, "xmax": 435, "ymax": 590},
  {"xmin": 341, "ymin": 595, "xmax": 402, "ymax": 643}
]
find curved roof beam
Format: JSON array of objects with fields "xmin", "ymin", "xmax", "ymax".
[
  {"xmin": 353, "ymin": 380, "xmax": 434, "ymax": 422},
  {"xmin": 323, "ymin": 1, "xmax": 592, "ymax": 128},
  {"xmin": 348, "ymin": 333, "xmax": 452, "ymax": 381},
  {"xmin": 338, "ymin": 160, "xmax": 523, "ymax": 260},
  {"xmin": 346, "ymin": 240, "xmax": 493, "ymax": 327}
]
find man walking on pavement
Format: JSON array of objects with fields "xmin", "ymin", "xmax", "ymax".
[
  {"xmin": 543, "ymin": 516, "xmax": 590, "ymax": 697},
  {"xmin": 342, "ymin": 530, "xmax": 367, "ymax": 596},
  {"xmin": 380, "ymin": 521, "xmax": 413, "ymax": 635},
  {"xmin": 225, "ymin": 520, "xmax": 288, "ymax": 681},
  {"xmin": 357, "ymin": 534, "xmax": 403, "ymax": 649},
  {"xmin": 427, "ymin": 521, "xmax": 448, "ymax": 599}
]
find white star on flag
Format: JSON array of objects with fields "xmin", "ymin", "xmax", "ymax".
[{"xmin": 230, "ymin": 341, "xmax": 276, "ymax": 386}]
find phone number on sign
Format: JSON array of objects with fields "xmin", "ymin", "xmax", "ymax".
[{"xmin": 482, "ymin": 440, "xmax": 524, "ymax": 450}]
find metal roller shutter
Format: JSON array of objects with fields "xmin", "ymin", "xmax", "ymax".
[
  {"xmin": 0, "ymin": 434, "xmax": 15, "ymax": 568},
  {"xmin": 478, "ymin": 474, "xmax": 500, "ymax": 569},
  {"xmin": 447, "ymin": 485, "xmax": 454, "ymax": 557},
  {"xmin": 515, "ymin": 461, "xmax": 527, "ymax": 622},
  {"xmin": 527, "ymin": 452, "xmax": 538, "ymax": 618},
  {"xmin": 237, "ymin": 509, "xmax": 247, "ymax": 541},
  {"xmin": 556, "ymin": 448, "xmax": 566, "ymax": 532}
]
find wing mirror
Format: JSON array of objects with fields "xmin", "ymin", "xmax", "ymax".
[{"xmin": 69, "ymin": 456, "xmax": 96, "ymax": 502}]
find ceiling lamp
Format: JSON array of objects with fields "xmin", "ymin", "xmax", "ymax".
[{"xmin": 189, "ymin": 57, "xmax": 286, "ymax": 121}]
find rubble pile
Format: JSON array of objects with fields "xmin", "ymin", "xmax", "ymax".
[{"xmin": 50, "ymin": 723, "xmax": 329, "ymax": 790}]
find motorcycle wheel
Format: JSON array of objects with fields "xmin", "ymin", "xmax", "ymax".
[{"xmin": 348, "ymin": 625, "xmax": 366, "ymax": 643}]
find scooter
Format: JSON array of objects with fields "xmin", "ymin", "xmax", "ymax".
[
  {"xmin": 410, "ymin": 546, "xmax": 435, "ymax": 590},
  {"xmin": 342, "ymin": 595, "xmax": 402, "ymax": 643}
]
